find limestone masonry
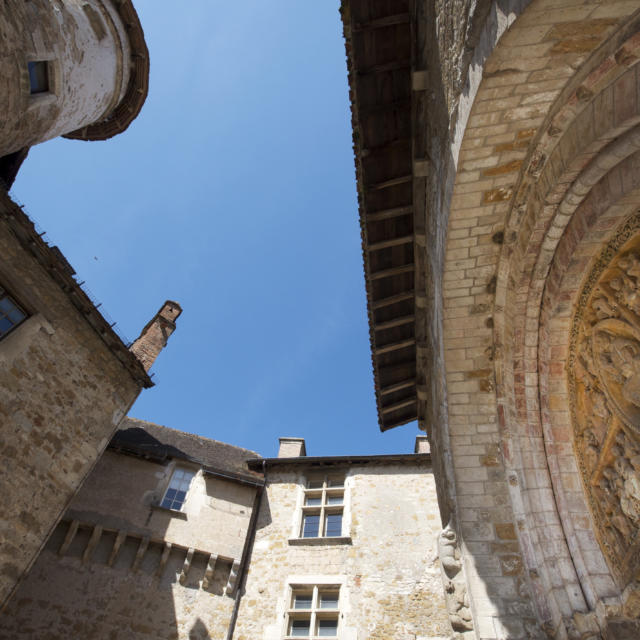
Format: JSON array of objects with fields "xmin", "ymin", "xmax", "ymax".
[{"xmin": 3, "ymin": 0, "xmax": 640, "ymax": 638}]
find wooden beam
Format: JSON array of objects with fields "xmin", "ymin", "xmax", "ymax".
[
  {"xmin": 374, "ymin": 314, "xmax": 414, "ymax": 330},
  {"xmin": 367, "ymin": 174, "xmax": 412, "ymax": 190},
  {"xmin": 370, "ymin": 263, "xmax": 414, "ymax": 280},
  {"xmin": 380, "ymin": 412, "xmax": 417, "ymax": 431},
  {"xmin": 366, "ymin": 205, "xmax": 413, "ymax": 222},
  {"xmin": 357, "ymin": 61, "xmax": 410, "ymax": 76},
  {"xmin": 352, "ymin": 13, "xmax": 410, "ymax": 32},
  {"xmin": 375, "ymin": 338, "xmax": 415, "ymax": 355},
  {"xmin": 368, "ymin": 235, "xmax": 413, "ymax": 251},
  {"xmin": 371, "ymin": 290, "xmax": 414, "ymax": 309},
  {"xmin": 380, "ymin": 379, "xmax": 415, "ymax": 395},
  {"xmin": 381, "ymin": 397, "xmax": 417, "ymax": 413}
]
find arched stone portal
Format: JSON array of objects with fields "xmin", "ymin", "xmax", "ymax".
[{"xmin": 443, "ymin": 1, "xmax": 640, "ymax": 638}]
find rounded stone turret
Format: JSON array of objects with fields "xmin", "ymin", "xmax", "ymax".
[{"xmin": 0, "ymin": 0, "xmax": 149, "ymax": 157}]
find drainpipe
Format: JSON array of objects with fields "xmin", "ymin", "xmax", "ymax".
[{"xmin": 225, "ymin": 459, "xmax": 266, "ymax": 640}]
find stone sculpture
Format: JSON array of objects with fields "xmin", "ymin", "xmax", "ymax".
[{"xmin": 438, "ymin": 522, "xmax": 473, "ymax": 633}]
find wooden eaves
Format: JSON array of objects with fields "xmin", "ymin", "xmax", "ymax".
[{"xmin": 341, "ymin": 0, "xmax": 419, "ymax": 430}]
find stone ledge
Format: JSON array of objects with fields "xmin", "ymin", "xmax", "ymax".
[
  {"xmin": 288, "ymin": 536, "xmax": 352, "ymax": 546},
  {"xmin": 150, "ymin": 504, "xmax": 188, "ymax": 520}
]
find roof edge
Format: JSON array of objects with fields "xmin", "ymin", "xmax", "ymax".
[
  {"xmin": 0, "ymin": 189, "xmax": 152, "ymax": 388},
  {"xmin": 247, "ymin": 452, "xmax": 431, "ymax": 470}
]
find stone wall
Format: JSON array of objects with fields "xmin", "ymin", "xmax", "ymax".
[
  {"xmin": 0, "ymin": 444, "xmax": 260, "ymax": 639},
  {"xmin": 437, "ymin": 0, "xmax": 640, "ymax": 637},
  {"xmin": 0, "ymin": 0, "xmax": 133, "ymax": 156},
  {"xmin": 0, "ymin": 198, "xmax": 149, "ymax": 607},
  {"xmin": 233, "ymin": 461, "xmax": 451, "ymax": 640}
]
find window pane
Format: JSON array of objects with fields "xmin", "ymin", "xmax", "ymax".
[
  {"xmin": 28, "ymin": 61, "xmax": 49, "ymax": 94},
  {"xmin": 302, "ymin": 514, "xmax": 320, "ymax": 538},
  {"xmin": 7, "ymin": 308, "xmax": 25, "ymax": 324},
  {"xmin": 0, "ymin": 292, "xmax": 26, "ymax": 338},
  {"xmin": 290, "ymin": 619, "xmax": 310, "ymax": 636},
  {"xmin": 293, "ymin": 593, "xmax": 312, "ymax": 609},
  {"xmin": 305, "ymin": 495, "xmax": 321, "ymax": 506},
  {"xmin": 307, "ymin": 479, "xmax": 323, "ymax": 489},
  {"xmin": 327, "ymin": 477, "xmax": 344, "ymax": 488},
  {"xmin": 325, "ymin": 513, "xmax": 342, "ymax": 537},
  {"xmin": 319, "ymin": 593, "xmax": 339, "ymax": 609},
  {"xmin": 326, "ymin": 495, "xmax": 343, "ymax": 505},
  {"xmin": 160, "ymin": 497, "xmax": 173, "ymax": 509},
  {"xmin": 317, "ymin": 618, "xmax": 338, "ymax": 636}
]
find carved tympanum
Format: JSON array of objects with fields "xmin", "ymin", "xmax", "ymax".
[{"xmin": 571, "ymin": 234, "xmax": 640, "ymax": 588}]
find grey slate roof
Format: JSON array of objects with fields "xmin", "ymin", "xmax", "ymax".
[{"xmin": 110, "ymin": 417, "xmax": 263, "ymax": 482}]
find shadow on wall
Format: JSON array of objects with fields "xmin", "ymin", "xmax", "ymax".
[{"xmin": 190, "ymin": 619, "xmax": 212, "ymax": 640}]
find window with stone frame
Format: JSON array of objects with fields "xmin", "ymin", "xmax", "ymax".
[
  {"xmin": 0, "ymin": 286, "xmax": 27, "ymax": 339},
  {"xmin": 286, "ymin": 584, "xmax": 340, "ymax": 638},
  {"xmin": 160, "ymin": 467, "xmax": 195, "ymax": 511},
  {"xmin": 300, "ymin": 474, "xmax": 344, "ymax": 538},
  {"xmin": 28, "ymin": 61, "xmax": 49, "ymax": 94}
]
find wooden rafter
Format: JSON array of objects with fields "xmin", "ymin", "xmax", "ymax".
[
  {"xmin": 371, "ymin": 290, "xmax": 414, "ymax": 309},
  {"xmin": 352, "ymin": 13, "xmax": 410, "ymax": 33},
  {"xmin": 374, "ymin": 338, "xmax": 415, "ymax": 355},
  {"xmin": 368, "ymin": 235, "xmax": 413, "ymax": 251}
]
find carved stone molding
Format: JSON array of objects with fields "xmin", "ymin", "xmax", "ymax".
[{"xmin": 569, "ymin": 213, "xmax": 640, "ymax": 588}]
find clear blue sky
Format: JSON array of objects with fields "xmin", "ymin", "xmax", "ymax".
[{"xmin": 12, "ymin": 1, "xmax": 421, "ymax": 457}]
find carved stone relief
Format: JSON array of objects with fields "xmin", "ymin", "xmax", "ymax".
[
  {"xmin": 438, "ymin": 522, "xmax": 474, "ymax": 634},
  {"xmin": 570, "ymin": 217, "xmax": 640, "ymax": 590}
]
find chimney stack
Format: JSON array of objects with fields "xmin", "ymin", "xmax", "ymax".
[
  {"xmin": 130, "ymin": 300, "xmax": 182, "ymax": 372},
  {"xmin": 278, "ymin": 437, "xmax": 306, "ymax": 458},
  {"xmin": 415, "ymin": 435, "xmax": 430, "ymax": 454}
]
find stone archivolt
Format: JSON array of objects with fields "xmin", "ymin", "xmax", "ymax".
[{"xmin": 571, "ymin": 228, "xmax": 640, "ymax": 589}]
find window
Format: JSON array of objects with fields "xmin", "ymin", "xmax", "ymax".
[
  {"xmin": 301, "ymin": 475, "xmax": 343, "ymax": 538},
  {"xmin": 0, "ymin": 287, "xmax": 27, "ymax": 338},
  {"xmin": 160, "ymin": 468, "xmax": 195, "ymax": 511},
  {"xmin": 28, "ymin": 61, "xmax": 49, "ymax": 94},
  {"xmin": 286, "ymin": 585, "xmax": 340, "ymax": 638}
]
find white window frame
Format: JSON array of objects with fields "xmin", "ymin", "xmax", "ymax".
[
  {"xmin": 299, "ymin": 474, "xmax": 345, "ymax": 539},
  {"xmin": 285, "ymin": 584, "xmax": 341, "ymax": 639},
  {"xmin": 159, "ymin": 466, "xmax": 196, "ymax": 512}
]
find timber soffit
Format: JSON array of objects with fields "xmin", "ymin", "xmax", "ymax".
[{"xmin": 341, "ymin": 0, "xmax": 417, "ymax": 430}]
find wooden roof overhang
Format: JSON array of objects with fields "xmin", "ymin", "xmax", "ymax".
[{"xmin": 342, "ymin": 0, "xmax": 420, "ymax": 430}]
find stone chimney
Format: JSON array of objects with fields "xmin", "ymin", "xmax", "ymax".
[
  {"xmin": 278, "ymin": 437, "xmax": 306, "ymax": 458},
  {"xmin": 415, "ymin": 435, "xmax": 430, "ymax": 454},
  {"xmin": 130, "ymin": 300, "xmax": 182, "ymax": 372}
]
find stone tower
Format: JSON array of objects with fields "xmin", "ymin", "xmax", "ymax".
[{"xmin": 0, "ymin": 0, "xmax": 149, "ymax": 158}]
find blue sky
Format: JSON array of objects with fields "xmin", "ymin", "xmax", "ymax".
[{"xmin": 12, "ymin": 1, "xmax": 421, "ymax": 457}]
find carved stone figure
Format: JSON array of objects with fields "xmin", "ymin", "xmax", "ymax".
[
  {"xmin": 438, "ymin": 523, "xmax": 473, "ymax": 633},
  {"xmin": 571, "ymin": 241, "xmax": 640, "ymax": 587}
]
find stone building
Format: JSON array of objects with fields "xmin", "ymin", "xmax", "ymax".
[
  {"xmin": 0, "ymin": 418, "xmax": 263, "ymax": 639},
  {"xmin": 341, "ymin": 0, "xmax": 640, "ymax": 637},
  {"xmin": 0, "ymin": 0, "xmax": 177, "ymax": 615},
  {"xmin": 0, "ymin": 426, "xmax": 448, "ymax": 640},
  {"xmin": 0, "ymin": 0, "xmax": 149, "ymax": 185},
  {"xmin": 5, "ymin": 0, "xmax": 640, "ymax": 638},
  {"xmin": 233, "ymin": 436, "xmax": 450, "ymax": 640},
  {"xmin": 0, "ymin": 195, "xmax": 180, "ymax": 607}
]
